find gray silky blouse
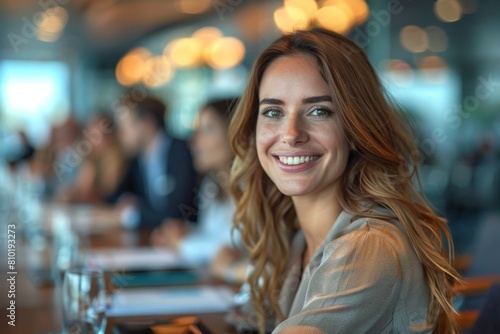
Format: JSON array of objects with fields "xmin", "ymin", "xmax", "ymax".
[
  {"xmin": 228, "ymin": 209, "xmax": 434, "ymax": 333},
  {"xmin": 228, "ymin": 210, "xmax": 434, "ymax": 334}
]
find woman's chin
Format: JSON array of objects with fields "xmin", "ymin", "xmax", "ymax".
[{"xmin": 276, "ymin": 184, "xmax": 312, "ymax": 197}]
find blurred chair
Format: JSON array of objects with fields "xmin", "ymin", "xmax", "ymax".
[
  {"xmin": 453, "ymin": 213, "xmax": 500, "ymax": 331},
  {"xmin": 469, "ymin": 284, "xmax": 500, "ymax": 334},
  {"xmin": 466, "ymin": 214, "xmax": 500, "ymax": 277},
  {"xmin": 455, "ymin": 282, "xmax": 500, "ymax": 333}
]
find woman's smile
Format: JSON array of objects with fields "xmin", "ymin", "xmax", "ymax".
[{"xmin": 272, "ymin": 152, "xmax": 322, "ymax": 172}]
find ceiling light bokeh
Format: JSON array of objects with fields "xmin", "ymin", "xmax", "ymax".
[
  {"xmin": 386, "ymin": 59, "xmax": 414, "ymax": 87},
  {"xmin": 284, "ymin": 0, "xmax": 318, "ymax": 20},
  {"xmin": 419, "ymin": 55, "xmax": 448, "ymax": 83},
  {"xmin": 425, "ymin": 26, "xmax": 448, "ymax": 52},
  {"xmin": 350, "ymin": 0, "xmax": 370, "ymax": 24},
  {"xmin": 175, "ymin": 0, "xmax": 212, "ymax": 15},
  {"xmin": 273, "ymin": 0, "xmax": 370, "ymax": 35},
  {"xmin": 434, "ymin": 0, "xmax": 463, "ymax": 22},
  {"xmin": 205, "ymin": 37, "xmax": 246, "ymax": 70},
  {"xmin": 400, "ymin": 25, "xmax": 429, "ymax": 53},
  {"xmin": 164, "ymin": 38, "xmax": 204, "ymax": 68},
  {"xmin": 143, "ymin": 56, "xmax": 174, "ymax": 88},
  {"xmin": 192, "ymin": 26, "xmax": 223, "ymax": 47},
  {"xmin": 273, "ymin": 6, "xmax": 309, "ymax": 33},
  {"xmin": 115, "ymin": 47, "xmax": 151, "ymax": 86},
  {"xmin": 36, "ymin": 6, "xmax": 69, "ymax": 42},
  {"xmin": 316, "ymin": 5, "xmax": 352, "ymax": 35}
]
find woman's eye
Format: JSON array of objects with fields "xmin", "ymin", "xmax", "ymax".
[
  {"xmin": 261, "ymin": 109, "xmax": 283, "ymax": 118},
  {"xmin": 309, "ymin": 108, "xmax": 333, "ymax": 118}
]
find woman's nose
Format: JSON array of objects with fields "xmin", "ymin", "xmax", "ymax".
[{"xmin": 281, "ymin": 115, "xmax": 308, "ymax": 146}]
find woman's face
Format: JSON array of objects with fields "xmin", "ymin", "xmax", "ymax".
[
  {"xmin": 191, "ymin": 107, "xmax": 232, "ymax": 173},
  {"xmin": 256, "ymin": 54, "xmax": 350, "ymax": 198}
]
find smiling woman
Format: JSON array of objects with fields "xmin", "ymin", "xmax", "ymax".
[{"xmin": 227, "ymin": 28, "xmax": 461, "ymax": 334}]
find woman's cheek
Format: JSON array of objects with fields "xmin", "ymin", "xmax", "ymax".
[{"xmin": 256, "ymin": 123, "xmax": 279, "ymax": 147}]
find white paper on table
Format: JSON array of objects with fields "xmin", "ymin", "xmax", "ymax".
[
  {"xmin": 106, "ymin": 285, "xmax": 235, "ymax": 317},
  {"xmin": 85, "ymin": 247, "xmax": 195, "ymax": 271}
]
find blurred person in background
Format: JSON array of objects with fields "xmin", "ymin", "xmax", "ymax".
[
  {"xmin": 151, "ymin": 99, "xmax": 248, "ymax": 284},
  {"xmin": 4, "ymin": 130, "xmax": 35, "ymax": 174},
  {"xmin": 446, "ymin": 130, "xmax": 499, "ymax": 214},
  {"xmin": 1, "ymin": 130, "xmax": 38, "ymax": 197},
  {"xmin": 32, "ymin": 115, "xmax": 82, "ymax": 198},
  {"xmin": 109, "ymin": 95, "xmax": 197, "ymax": 229},
  {"xmin": 55, "ymin": 113, "xmax": 126, "ymax": 203}
]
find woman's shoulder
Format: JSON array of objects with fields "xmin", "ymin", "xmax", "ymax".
[
  {"xmin": 350, "ymin": 214, "xmax": 407, "ymax": 245},
  {"xmin": 333, "ymin": 209, "xmax": 406, "ymax": 241},
  {"xmin": 322, "ymin": 212, "xmax": 415, "ymax": 268}
]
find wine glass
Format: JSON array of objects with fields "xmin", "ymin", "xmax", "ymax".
[{"xmin": 62, "ymin": 268, "xmax": 107, "ymax": 334}]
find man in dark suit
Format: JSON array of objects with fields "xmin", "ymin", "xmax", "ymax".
[{"xmin": 110, "ymin": 95, "xmax": 198, "ymax": 228}]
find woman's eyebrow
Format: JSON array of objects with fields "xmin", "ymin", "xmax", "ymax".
[
  {"xmin": 259, "ymin": 96, "xmax": 332, "ymax": 106},
  {"xmin": 302, "ymin": 95, "xmax": 332, "ymax": 104},
  {"xmin": 259, "ymin": 98, "xmax": 283, "ymax": 106}
]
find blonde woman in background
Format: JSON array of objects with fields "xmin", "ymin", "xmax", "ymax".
[
  {"xmin": 56, "ymin": 113, "xmax": 126, "ymax": 203},
  {"xmin": 228, "ymin": 28, "xmax": 461, "ymax": 333}
]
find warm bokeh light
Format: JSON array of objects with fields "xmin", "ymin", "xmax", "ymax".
[
  {"xmin": 143, "ymin": 56, "xmax": 174, "ymax": 88},
  {"xmin": 350, "ymin": 0, "xmax": 370, "ymax": 24},
  {"xmin": 36, "ymin": 6, "xmax": 69, "ymax": 42},
  {"xmin": 460, "ymin": 0, "xmax": 478, "ymax": 14},
  {"xmin": 233, "ymin": 4, "xmax": 274, "ymax": 43},
  {"xmin": 386, "ymin": 59, "xmax": 414, "ymax": 87},
  {"xmin": 284, "ymin": 0, "xmax": 318, "ymax": 20},
  {"xmin": 273, "ymin": 6, "xmax": 309, "ymax": 33},
  {"xmin": 164, "ymin": 38, "xmax": 203, "ymax": 68},
  {"xmin": 316, "ymin": 5, "xmax": 352, "ymax": 35},
  {"xmin": 425, "ymin": 26, "xmax": 448, "ymax": 52},
  {"xmin": 175, "ymin": 0, "xmax": 212, "ymax": 14},
  {"xmin": 115, "ymin": 48, "xmax": 151, "ymax": 86},
  {"xmin": 192, "ymin": 26, "xmax": 223, "ymax": 47},
  {"xmin": 322, "ymin": 0, "xmax": 355, "ymax": 22},
  {"xmin": 420, "ymin": 55, "xmax": 447, "ymax": 69},
  {"xmin": 205, "ymin": 37, "xmax": 245, "ymax": 70},
  {"xmin": 163, "ymin": 28, "xmax": 247, "ymax": 70},
  {"xmin": 419, "ymin": 55, "xmax": 448, "ymax": 83},
  {"xmin": 434, "ymin": 0, "xmax": 463, "ymax": 22},
  {"xmin": 400, "ymin": 25, "xmax": 429, "ymax": 53}
]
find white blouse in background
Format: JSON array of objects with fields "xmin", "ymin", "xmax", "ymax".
[{"xmin": 178, "ymin": 176, "xmax": 236, "ymax": 264}]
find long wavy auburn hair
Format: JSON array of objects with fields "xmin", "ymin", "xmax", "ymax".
[{"xmin": 228, "ymin": 28, "xmax": 461, "ymax": 334}]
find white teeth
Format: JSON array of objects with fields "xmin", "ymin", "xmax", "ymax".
[{"xmin": 278, "ymin": 155, "xmax": 319, "ymax": 165}]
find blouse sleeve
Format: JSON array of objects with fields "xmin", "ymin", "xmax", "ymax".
[{"xmin": 273, "ymin": 223, "xmax": 404, "ymax": 334}]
